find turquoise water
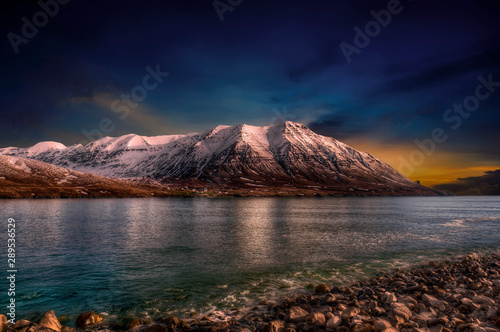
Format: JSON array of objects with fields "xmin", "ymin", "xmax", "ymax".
[{"xmin": 1, "ymin": 196, "xmax": 500, "ymax": 323}]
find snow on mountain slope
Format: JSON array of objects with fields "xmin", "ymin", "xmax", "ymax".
[
  {"xmin": 1, "ymin": 141, "xmax": 67, "ymax": 157},
  {"xmin": 0, "ymin": 122, "xmax": 441, "ymax": 195},
  {"xmin": 27, "ymin": 141, "xmax": 67, "ymax": 154}
]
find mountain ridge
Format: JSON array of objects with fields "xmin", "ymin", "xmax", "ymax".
[{"xmin": 0, "ymin": 122, "xmax": 444, "ymax": 196}]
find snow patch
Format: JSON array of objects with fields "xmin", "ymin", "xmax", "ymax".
[
  {"xmin": 8, "ymin": 157, "xmax": 32, "ymax": 173},
  {"xmin": 27, "ymin": 141, "xmax": 67, "ymax": 154},
  {"xmin": 143, "ymin": 135, "xmax": 184, "ymax": 146},
  {"xmin": 57, "ymin": 173, "xmax": 78, "ymax": 185}
]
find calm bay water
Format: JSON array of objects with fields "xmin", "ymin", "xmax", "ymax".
[{"xmin": 1, "ymin": 196, "xmax": 499, "ymax": 322}]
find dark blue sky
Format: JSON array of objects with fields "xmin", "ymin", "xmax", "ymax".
[{"xmin": 1, "ymin": 0, "xmax": 499, "ymax": 184}]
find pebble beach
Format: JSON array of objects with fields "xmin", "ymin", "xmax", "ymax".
[{"xmin": 2, "ymin": 252, "xmax": 500, "ymax": 332}]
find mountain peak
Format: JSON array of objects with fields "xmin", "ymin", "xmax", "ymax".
[
  {"xmin": 27, "ymin": 141, "xmax": 67, "ymax": 154},
  {"xmin": 0, "ymin": 122, "xmax": 442, "ymax": 196}
]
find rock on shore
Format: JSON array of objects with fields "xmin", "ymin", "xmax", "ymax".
[{"xmin": 2, "ymin": 253, "xmax": 500, "ymax": 332}]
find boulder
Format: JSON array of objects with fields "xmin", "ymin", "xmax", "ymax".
[
  {"xmin": 282, "ymin": 328, "xmax": 297, "ymax": 332},
  {"xmin": 471, "ymin": 327, "xmax": 488, "ymax": 332},
  {"xmin": 264, "ymin": 320, "xmax": 285, "ymax": 332},
  {"xmin": 399, "ymin": 296, "xmax": 418, "ymax": 306},
  {"xmin": 57, "ymin": 315, "xmax": 68, "ymax": 324},
  {"xmin": 143, "ymin": 325, "xmax": 168, "ymax": 332},
  {"xmin": 382, "ymin": 328, "xmax": 399, "ymax": 332},
  {"xmin": 10, "ymin": 320, "xmax": 31, "ymax": 329},
  {"xmin": 286, "ymin": 306, "xmax": 309, "ymax": 323},
  {"xmin": 323, "ymin": 294, "xmax": 336, "ymax": 304},
  {"xmin": 486, "ymin": 307, "xmax": 498, "ymax": 319},
  {"xmin": 125, "ymin": 318, "xmax": 141, "ymax": 330},
  {"xmin": 325, "ymin": 316, "xmax": 342, "ymax": 329},
  {"xmin": 372, "ymin": 306, "xmax": 386, "ymax": 316},
  {"xmin": 428, "ymin": 317, "xmax": 449, "ymax": 327},
  {"xmin": 337, "ymin": 303, "xmax": 348, "ymax": 311},
  {"xmin": 0, "ymin": 315, "xmax": 8, "ymax": 332},
  {"xmin": 159, "ymin": 316, "xmax": 179, "ymax": 327},
  {"xmin": 324, "ymin": 312, "xmax": 334, "ymax": 320},
  {"xmin": 314, "ymin": 284, "xmax": 330, "ymax": 294},
  {"xmin": 427, "ymin": 298, "xmax": 449, "ymax": 312},
  {"xmin": 305, "ymin": 312, "xmax": 325, "ymax": 326},
  {"xmin": 382, "ymin": 292, "xmax": 397, "ymax": 304},
  {"xmin": 388, "ymin": 314, "xmax": 405, "ymax": 328},
  {"xmin": 353, "ymin": 323, "xmax": 375, "ymax": 332},
  {"xmin": 472, "ymin": 295, "xmax": 495, "ymax": 306},
  {"xmin": 75, "ymin": 311, "xmax": 103, "ymax": 327},
  {"xmin": 373, "ymin": 318, "xmax": 391, "ymax": 332},
  {"xmin": 429, "ymin": 324, "xmax": 444, "ymax": 332},
  {"xmin": 39, "ymin": 311, "xmax": 62, "ymax": 332},
  {"xmin": 8, "ymin": 320, "xmax": 39, "ymax": 332},
  {"xmin": 423, "ymin": 294, "xmax": 438, "ymax": 304},
  {"xmin": 462, "ymin": 298, "xmax": 474, "ymax": 307},
  {"xmin": 484, "ymin": 328, "xmax": 500, "ymax": 332},
  {"xmin": 341, "ymin": 306, "xmax": 360, "ymax": 320},
  {"xmin": 60, "ymin": 327, "xmax": 75, "ymax": 332},
  {"xmin": 391, "ymin": 281, "xmax": 406, "ymax": 288},
  {"xmin": 393, "ymin": 306, "xmax": 412, "ymax": 321}
]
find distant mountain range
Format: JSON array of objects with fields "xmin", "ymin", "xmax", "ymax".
[
  {"xmin": 434, "ymin": 170, "xmax": 500, "ymax": 196},
  {"xmin": 0, "ymin": 122, "xmax": 443, "ymax": 197}
]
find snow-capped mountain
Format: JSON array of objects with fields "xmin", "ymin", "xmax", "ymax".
[{"xmin": 0, "ymin": 122, "xmax": 441, "ymax": 196}]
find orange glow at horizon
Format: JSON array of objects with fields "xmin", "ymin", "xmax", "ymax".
[{"xmin": 343, "ymin": 138, "xmax": 500, "ymax": 187}]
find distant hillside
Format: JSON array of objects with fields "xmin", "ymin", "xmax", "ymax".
[
  {"xmin": 433, "ymin": 170, "xmax": 500, "ymax": 195},
  {"xmin": 0, "ymin": 155, "xmax": 176, "ymax": 198}
]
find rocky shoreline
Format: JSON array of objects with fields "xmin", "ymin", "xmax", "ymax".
[{"xmin": 2, "ymin": 253, "xmax": 500, "ymax": 332}]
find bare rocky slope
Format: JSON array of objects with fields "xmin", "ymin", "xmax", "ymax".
[{"xmin": 0, "ymin": 155, "xmax": 176, "ymax": 198}]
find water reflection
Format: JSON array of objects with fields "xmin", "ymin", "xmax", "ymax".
[
  {"xmin": 0, "ymin": 196, "xmax": 499, "ymax": 320},
  {"xmin": 232, "ymin": 199, "xmax": 275, "ymax": 266}
]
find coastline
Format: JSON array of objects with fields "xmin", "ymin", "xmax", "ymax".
[
  {"xmin": 0, "ymin": 181, "xmax": 447, "ymax": 199},
  {"xmin": 3, "ymin": 252, "xmax": 500, "ymax": 332},
  {"xmin": 0, "ymin": 182, "xmax": 447, "ymax": 199}
]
